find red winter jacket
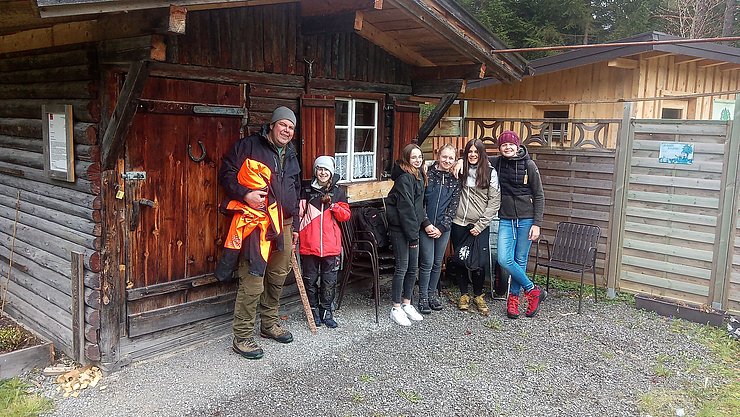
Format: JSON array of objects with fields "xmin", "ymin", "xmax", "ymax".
[{"xmin": 298, "ymin": 176, "xmax": 351, "ymax": 257}]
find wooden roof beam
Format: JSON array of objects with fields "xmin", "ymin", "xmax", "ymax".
[
  {"xmin": 353, "ymin": 11, "xmax": 434, "ymax": 67},
  {"xmin": 607, "ymin": 57, "xmax": 638, "ymax": 69},
  {"xmin": 37, "ymin": 0, "xmax": 299, "ymax": 18},
  {"xmin": 698, "ymin": 60, "xmax": 725, "ymax": 68},
  {"xmin": 384, "ymin": 0, "xmax": 522, "ymax": 82},
  {"xmin": 301, "ymin": 0, "xmax": 383, "ymax": 17},
  {"xmin": 412, "ymin": 79, "xmax": 465, "ymax": 96},
  {"xmin": 673, "ymin": 56, "xmax": 704, "ymax": 65},
  {"xmin": 412, "ymin": 64, "xmax": 486, "ymax": 80},
  {"xmin": 417, "ymin": 92, "xmax": 457, "ymax": 145},
  {"xmin": 0, "ymin": 9, "xmax": 173, "ymax": 54},
  {"xmin": 642, "ymin": 51, "xmax": 672, "ymax": 60}
]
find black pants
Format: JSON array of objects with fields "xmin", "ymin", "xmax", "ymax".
[
  {"xmin": 450, "ymin": 224, "xmax": 488, "ymax": 296},
  {"xmin": 301, "ymin": 254, "xmax": 340, "ymax": 311}
]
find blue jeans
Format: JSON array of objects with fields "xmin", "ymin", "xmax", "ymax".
[
  {"xmin": 497, "ymin": 219, "xmax": 535, "ymax": 295},
  {"xmin": 390, "ymin": 230, "xmax": 419, "ymax": 304},
  {"xmin": 418, "ymin": 229, "xmax": 450, "ymax": 300}
]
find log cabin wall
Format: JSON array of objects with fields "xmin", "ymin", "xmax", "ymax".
[
  {"xmin": 465, "ymin": 56, "xmax": 740, "ymax": 122},
  {"xmin": 0, "ymin": 44, "xmax": 102, "ymax": 360}
]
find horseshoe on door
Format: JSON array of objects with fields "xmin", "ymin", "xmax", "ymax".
[{"xmin": 188, "ymin": 140, "xmax": 206, "ymax": 162}]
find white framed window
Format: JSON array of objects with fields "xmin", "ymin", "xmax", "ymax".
[{"xmin": 335, "ymin": 98, "xmax": 378, "ymax": 182}]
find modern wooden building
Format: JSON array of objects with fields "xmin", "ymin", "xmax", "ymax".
[
  {"xmin": 461, "ymin": 32, "xmax": 740, "ymax": 148},
  {"xmin": 0, "ymin": 0, "xmax": 527, "ymax": 370}
]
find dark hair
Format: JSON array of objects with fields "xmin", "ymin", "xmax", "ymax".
[
  {"xmin": 397, "ymin": 144, "xmax": 423, "ymax": 180},
  {"xmin": 462, "ymin": 139, "xmax": 491, "ymax": 189}
]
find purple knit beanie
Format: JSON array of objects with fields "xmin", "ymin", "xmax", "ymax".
[{"xmin": 498, "ymin": 130, "xmax": 520, "ymax": 147}]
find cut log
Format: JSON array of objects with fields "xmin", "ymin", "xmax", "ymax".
[
  {"xmin": 0, "ymin": 64, "xmax": 93, "ymax": 84},
  {"xmin": 0, "ymin": 160, "xmax": 98, "ymax": 195},
  {"xmin": 0, "ymin": 99, "xmax": 100, "ymax": 122},
  {"xmin": 0, "ymin": 173, "xmax": 98, "ymax": 210},
  {"xmin": 0, "ymin": 187, "xmax": 100, "ymax": 236},
  {"xmin": 0, "ymin": 81, "xmax": 98, "ymax": 99},
  {"xmin": 0, "ymin": 119, "xmax": 97, "ymax": 145}
]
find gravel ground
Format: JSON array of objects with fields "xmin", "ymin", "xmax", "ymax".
[{"xmin": 23, "ymin": 282, "xmax": 721, "ymax": 417}]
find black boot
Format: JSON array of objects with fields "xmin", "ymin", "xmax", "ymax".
[
  {"xmin": 322, "ymin": 308, "xmax": 338, "ymax": 328},
  {"xmin": 417, "ymin": 298, "xmax": 432, "ymax": 314},
  {"xmin": 311, "ymin": 308, "xmax": 322, "ymax": 327}
]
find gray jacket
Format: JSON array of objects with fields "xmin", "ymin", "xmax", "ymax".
[{"xmin": 452, "ymin": 164, "xmax": 501, "ymax": 234}]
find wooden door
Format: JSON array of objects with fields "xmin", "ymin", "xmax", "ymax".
[{"xmin": 124, "ymin": 77, "xmax": 244, "ymax": 337}]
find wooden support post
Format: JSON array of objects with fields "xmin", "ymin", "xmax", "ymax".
[
  {"xmin": 101, "ymin": 61, "xmax": 150, "ymax": 170},
  {"xmin": 710, "ymin": 94, "xmax": 740, "ymax": 310},
  {"xmin": 417, "ymin": 93, "xmax": 458, "ymax": 146},
  {"xmin": 71, "ymin": 251, "xmax": 86, "ymax": 364},
  {"xmin": 605, "ymin": 102, "xmax": 634, "ymax": 299}
]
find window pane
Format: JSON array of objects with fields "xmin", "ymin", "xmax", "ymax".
[
  {"xmin": 354, "ymin": 128, "xmax": 374, "ymax": 152},
  {"xmin": 354, "ymin": 102, "xmax": 376, "ymax": 126},
  {"xmin": 335, "ymin": 154, "xmax": 348, "ymax": 181},
  {"xmin": 335, "ymin": 128, "xmax": 348, "ymax": 153},
  {"xmin": 353, "ymin": 154, "xmax": 374, "ymax": 179},
  {"xmin": 335, "ymin": 101, "xmax": 349, "ymax": 126}
]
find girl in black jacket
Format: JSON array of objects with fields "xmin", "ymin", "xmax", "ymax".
[{"xmin": 386, "ymin": 144, "xmax": 430, "ymax": 326}]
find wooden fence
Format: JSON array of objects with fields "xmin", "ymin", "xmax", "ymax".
[{"xmin": 428, "ymin": 103, "xmax": 740, "ymax": 314}]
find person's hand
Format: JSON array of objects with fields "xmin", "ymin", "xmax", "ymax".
[
  {"xmin": 425, "ymin": 225, "xmax": 442, "ymax": 239},
  {"xmin": 452, "ymin": 159, "xmax": 463, "ymax": 178},
  {"xmin": 244, "ymin": 189, "xmax": 268, "ymax": 209},
  {"xmin": 470, "ymin": 228, "xmax": 480, "ymax": 237},
  {"xmin": 529, "ymin": 225, "xmax": 540, "ymax": 241},
  {"xmin": 292, "ymin": 231, "xmax": 299, "ymax": 246}
]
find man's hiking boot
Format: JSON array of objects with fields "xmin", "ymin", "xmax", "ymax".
[
  {"xmin": 321, "ymin": 309, "xmax": 338, "ymax": 328},
  {"xmin": 311, "ymin": 308, "xmax": 322, "ymax": 327},
  {"xmin": 260, "ymin": 323, "xmax": 294, "ymax": 343},
  {"xmin": 473, "ymin": 294, "xmax": 489, "ymax": 316},
  {"xmin": 232, "ymin": 337, "xmax": 264, "ymax": 360},
  {"xmin": 429, "ymin": 296, "xmax": 443, "ymax": 311},
  {"xmin": 458, "ymin": 294, "xmax": 471, "ymax": 311},
  {"xmin": 506, "ymin": 294, "xmax": 520, "ymax": 319},
  {"xmin": 525, "ymin": 285, "xmax": 547, "ymax": 317},
  {"xmin": 418, "ymin": 298, "xmax": 432, "ymax": 314}
]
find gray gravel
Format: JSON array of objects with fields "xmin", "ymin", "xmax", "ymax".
[{"xmin": 26, "ymin": 283, "xmax": 721, "ymax": 417}]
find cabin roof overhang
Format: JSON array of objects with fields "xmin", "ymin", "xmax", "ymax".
[
  {"xmin": 468, "ymin": 31, "xmax": 740, "ymax": 90},
  {"xmin": 20, "ymin": 0, "xmax": 527, "ymax": 83}
]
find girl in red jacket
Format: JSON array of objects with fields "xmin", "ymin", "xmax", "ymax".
[{"xmin": 298, "ymin": 156, "xmax": 351, "ymax": 328}]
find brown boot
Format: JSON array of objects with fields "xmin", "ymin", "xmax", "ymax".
[
  {"xmin": 473, "ymin": 295, "xmax": 489, "ymax": 316},
  {"xmin": 232, "ymin": 337, "xmax": 264, "ymax": 359},
  {"xmin": 260, "ymin": 323, "xmax": 294, "ymax": 343}
]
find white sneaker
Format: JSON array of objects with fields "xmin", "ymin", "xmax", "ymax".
[
  {"xmin": 390, "ymin": 306, "xmax": 412, "ymax": 326},
  {"xmin": 402, "ymin": 304, "xmax": 423, "ymax": 321}
]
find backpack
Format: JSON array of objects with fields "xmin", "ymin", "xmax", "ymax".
[
  {"xmin": 355, "ymin": 207, "xmax": 389, "ymax": 248},
  {"xmin": 452, "ymin": 231, "xmax": 482, "ymax": 271}
]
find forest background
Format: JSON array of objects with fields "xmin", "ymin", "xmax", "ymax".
[{"xmin": 456, "ymin": 0, "xmax": 739, "ymax": 59}]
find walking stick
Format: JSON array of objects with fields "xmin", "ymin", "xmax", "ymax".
[{"xmin": 291, "ymin": 252, "xmax": 317, "ymax": 334}]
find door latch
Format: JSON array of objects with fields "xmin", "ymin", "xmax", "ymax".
[
  {"xmin": 122, "ymin": 171, "xmax": 147, "ymax": 180},
  {"xmin": 130, "ymin": 198, "xmax": 156, "ymax": 231}
]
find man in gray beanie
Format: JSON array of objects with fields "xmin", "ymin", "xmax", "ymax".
[{"xmin": 217, "ymin": 106, "xmax": 301, "ymax": 359}]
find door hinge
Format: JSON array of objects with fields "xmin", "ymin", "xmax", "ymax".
[{"xmin": 122, "ymin": 171, "xmax": 146, "ymax": 180}]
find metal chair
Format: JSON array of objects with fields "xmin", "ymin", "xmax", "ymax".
[
  {"xmin": 336, "ymin": 211, "xmax": 381, "ymax": 323},
  {"xmin": 533, "ymin": 222, "xmax": 601, "ymax": 314}
]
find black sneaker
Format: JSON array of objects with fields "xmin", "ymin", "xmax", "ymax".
[
  {"xmin": 260, "ymin": 324, "xmax": 294, "ymax": 343},
  {"xmin": 418, "ymin": 299, "xmax": 432, "ymax": 314},
  {"xmin": 429, "ymin": 296, "xmax": 444, "ymax": 311},
  {"xmin": 232, "ymin": 337, "xmax": 264, "ymax": 359}
]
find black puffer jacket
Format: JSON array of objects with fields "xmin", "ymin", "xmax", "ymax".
[
  {"xmin": 489, "ymin": 144, "xmax": 544, "ymax": 225},
  {"xmin": 385, "ymin": 162, "xmax": 430, "ymax": 245}
]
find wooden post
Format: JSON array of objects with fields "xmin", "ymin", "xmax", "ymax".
[
  {"xmin": 71, "ymin": 251, "xmax": 86, "ymax": 364},
  {"xmin": 417, "ymin": 92, "xmax": 458, "ymax": 146},
  {"xmin": 710, "ymin": 94, "xmax": 740, "ymax": 310},
  {"xmin": 605, "ymin": 102, "xmax": 634, "ymax": 299}
]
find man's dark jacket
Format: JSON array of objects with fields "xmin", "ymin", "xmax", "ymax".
[{"xmin": 214, "ymin": 125, "xmax": 301, "ymax": 280}]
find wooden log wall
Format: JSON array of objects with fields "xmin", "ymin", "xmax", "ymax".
[
  {"xmin": 465, "ymin": 55, "xmax": 740, "ymax": 122},
  {"xmin": 0, "ymin": 45, "xmax": 101, "ymax": 361}
]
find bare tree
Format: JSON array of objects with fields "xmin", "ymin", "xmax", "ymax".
[
  {"xmin": 722, "ymin": 0, "xmax": 737, "ymax": 38},
  {"xmin": 657, "ymin": 0, "xmax": 727, "ymax": 38}
]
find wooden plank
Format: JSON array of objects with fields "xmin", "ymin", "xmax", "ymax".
[
  {"xmin": 0, "ymin": 98, "xmax": 99, "ymax": 122},
  {"xmin": 0, "ymin": 342, "xmax": 54, "ymax": 380},
  {"xmin": 621, "ymin": 270, "xmax": 709, "ymax": 297},
  {"xmin": 623, "ymin": 238, "xmax": 714, "ymax": 262},
  {"xmin": 630, "ymin": 157, "xmax": 724, "ymax": 173},
  {"xmin": 353, "ymin": 10, "xmax": 433, "ymax": 67},
  {"xmin": 98, "ymin": 169, "xmax": 122, "ymax": 368},
  {"xmin": 633, "ymin": 122, "xmax": 728, "ymax": 136},
  {"xmin": 127, "ymin": 292, "xmax": 236, "ymax": 337},
  {"xmin": 71, "ymin": 251, "xmax": 85, "ymax": 364},
  {"xmin": 627, "ymin": 190, "xmax": 719, "ymax": 209},
  {"xmin": 629, "ymin": 173, "xmax": 721, "ymax": 191},
  {"xmin": 632, "ymin": 140, "xmax": 726, "ymax": 155},
  {"xmin": 622, "ymin": 255, "xmax": 711, "ymax": 280},
  {"xmin": 626, "ymin": 206, "xmax": 716, "ymax": 227},
  {"xmin": 126, "ymin": 274, "xmax": 218, "ymax": 301},
  {"xmin": 101, "ymin": 61, "xmax": 150, "ymax": 170},
  {"xmin": 624, "ymin": 221, "xmax": 716, "ymax": 244}
]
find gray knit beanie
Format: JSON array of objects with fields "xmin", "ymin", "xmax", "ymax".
[
  {"xmin": 313, "ymin": 155, "xmax": 335, "ymax": 177},
  {"xmin": 270, "ymin": 106, "xmax": 297, "ymax": 126}
]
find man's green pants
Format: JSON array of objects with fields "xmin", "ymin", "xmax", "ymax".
[{"xmin": 232, "ymin": 223, "xmax": 293, "ymax": 339}]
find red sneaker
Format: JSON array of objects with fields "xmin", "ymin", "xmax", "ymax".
[
  {"xmin": 506, "ymin": 294, "xmax": 520, "ymax": 319},
  {"xmin": 525, "ymin": 286, "xmax": 547, "ymax": 317}
]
